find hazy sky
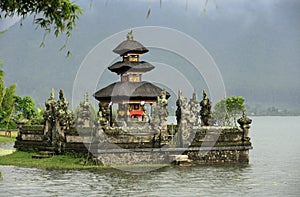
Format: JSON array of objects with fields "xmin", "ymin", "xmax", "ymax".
[{"xmin": 0, "ymin": 0, "xmax": 299, "ymax": 111}]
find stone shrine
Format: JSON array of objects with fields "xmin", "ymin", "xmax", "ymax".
[{"xmin": 14, "ymin": 32, "xmax": 253, "ymax": 166}]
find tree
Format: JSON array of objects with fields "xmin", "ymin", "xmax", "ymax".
[
  {"xmin": 0, "ymin": 68, "xmax": 17, "ymax": 128},
  {"xmin": 212, "ymin": 96, "xmax": 246, "ymax": 126},
  {"xmin": 14, "ymin": 95, "xmax": 44, "ymax": 125},
  {"xmin": 14, "ymin": 96, "xmax": 37, "ymax": 120},
  {"xmin": 212, "ymin": 98, "xmax": 229, "ymax": 126},
  {"xmin": 0, "ymin": 0, "xmax": 82, "ymax": 56},
  {"xmin": 0, "ymin": 67, "xmax": 41, "ymax": 128},
  {"xmin": 226, "ymin": 96, "xmax": 245, "ymax": 125},
  {"xmin": 0, "ymin": 1, "xmax": 82, "ymax": 126}
]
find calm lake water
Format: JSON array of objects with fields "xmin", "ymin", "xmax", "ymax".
[{"xmin": 0, "ymin": 116, "xmax": 299, "ymax": 196}]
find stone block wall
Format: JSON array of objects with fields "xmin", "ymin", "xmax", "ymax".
[
  {"xmin": 186, "ymin": 149, "xmax": 250, "ymax": 164},
  {"xmin": 14, "ymin": 124, "xmax": 252, "ymax": 165},
  {"xmin": 190, "ymin": 126, "xmax": 251, "ymax": 147},
  {"xmin": 14, "ymin": 125, "xmax": 48, "ymax": 151},
  {"xmin": 97, "ymin": 151, "xmax": 168, "ymax": 166}
]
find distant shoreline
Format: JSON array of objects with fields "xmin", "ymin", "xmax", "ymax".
[{"xmin": 249, "ymin": 114, "xmax": 300, "ymax": 117}]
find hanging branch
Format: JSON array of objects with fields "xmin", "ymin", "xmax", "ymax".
[
  {"xmin": 0, "ymin": 0, "xmax": 82, "ymax": 57},
  {"xmin": 146, "ymin": 0, "xmax": 151, "ymax": 18}
]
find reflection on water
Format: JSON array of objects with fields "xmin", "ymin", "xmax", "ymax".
[
  {"xmin": 0, "ymin": 117, "xmax": 300, "ymax": 196},
  {"xmin": 0, "ymin": 165, "xmax": 253, "ymax": 196}
]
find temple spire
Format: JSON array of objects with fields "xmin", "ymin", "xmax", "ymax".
[
  {"xmin": 127, "ymin": 30, "xmax": 133, "ymax": 41},
  {"xmin": 50, "ymin": 88, "xmax": 55, "ymax": 100}
]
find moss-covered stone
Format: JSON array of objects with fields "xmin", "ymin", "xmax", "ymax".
[
  {"xmin": 21, "ymin": 125, "xmax": 44, "ymax": 131},
  {"xmin": 13, "ymin": 123, "xmax": 252, "ymax": 165}
]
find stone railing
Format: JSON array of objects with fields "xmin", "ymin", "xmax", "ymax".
[{"xmin": 14, "ymin": 123, "xmax": 252, "ymax": 164}]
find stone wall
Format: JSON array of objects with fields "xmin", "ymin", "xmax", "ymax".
[
  {"xmin": 14, "ymin": 124, "xmax": 252, "ymax": 165},
  {"xmin": 14, "ymin": 125, "xmax": 47, "ymax": 151},
  {"xmin": 190, "ymin": 126, "xmax": 251, "ymax": 147},
  {"xmin": 186, "ymin": 149, "xmax": 250, "ymax": 164},
  {"xmin": 13, "ymin": 89, "xmax": 252, "ymax": 165},
  {"xmin": 97, "ymin": 151, "xmax": 168, "ymax": 166},
  {"xmin": 95, "ymin": 146, "xmax": 251, "ymax": 166}
]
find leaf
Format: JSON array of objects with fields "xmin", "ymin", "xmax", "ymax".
[
  {"xmin": 0, "ymin": 30, "xmax": 7, "ymax": 35},
  {"xmin": 66, "ymin": 50, "xmax": 72, "ymax": 57},
  {"xmin": 146, "ymin": 8, "xmax": 151, "ymax": 18},
  {"xmin": 204, "ymin": 0, "xmax": 208, "ymax": 15},
  {"xmin": 0, "ymin": 0, "xmax": 82, "ymax": 56},
  {"xmin": 39, "ymin": 42, "xmax": 45, "ymax": 48},
  {"xmin": 59, "ymin": 44, "xmax": 66, "ymax": 51},
  {"xmin": 54, "ymin": 29, "xmax": 59, "ymax": 37}
]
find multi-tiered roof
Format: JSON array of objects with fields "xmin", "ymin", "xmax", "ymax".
[{"xmin": 94, "ymin": 31, "xmax": 170, "ymax": 103}]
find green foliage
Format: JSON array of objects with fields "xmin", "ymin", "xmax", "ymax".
[
  {"xmin": 13, "ymin": 96, "xmax": 45, "ymax": 125},
  {"xmin": 0, "ymin": 0, "xmax": 82, "ymax": 56},
  {"xmin": 0, "ymin": 66, "xmax": 41, "ymax": 127},
  {"xmin": 0, "ymin": 59, "xmax": 3, "ymax": 78},
  {"xmin": 0, "ymin": 67, "xmax": 4, "ymax": 106},
  {"xmin": 0, "ymin": 80, "xmax": 16, "ymax": 128},
  {"xmin": 226, "ymin": 96, "xmax": 245, "ymax": 125},
  {"xmin": 0, "ymin": 151, "xmax": 101, "ymax": 170},
  {"xmin": 212, "ymin": 96, "xmax": 246, "ymax": 126},
  {"xmin": 14, "ymin": 96, "xmax": 37, "ymax": 120},
  {"xmin": 212, "ymin": 98, "xmax": 230, "ymax": 126},
  {"xmin": 30, "ymin": 108, "xmax": 44, "ymax": 125}
]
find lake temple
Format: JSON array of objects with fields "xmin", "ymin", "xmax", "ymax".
[
  {"xmin": 14, "ymin": 31, "xmax": 253, "ymax": 166},
  {"xmin": 94, "ymin": 30, "xmax": 170, "ymax": 126}
]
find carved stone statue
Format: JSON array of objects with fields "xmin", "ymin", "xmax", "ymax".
[
  {"xmin": 200, "ymin": 89, "xmax": 212, "ymax": 126},
  {"xmin": 76, "ymin": 92, "xmax": 93, "ymax": 127},
  {"xmin": 157, "ymin": 89, "xmax": 168, "ymax": 120},
  {"xmin": 56, "ymin": 89, "xmax": 74, "ymax": 129},
  {"xmin": 151, "ymin": 90, "xmax": 169, "ymax": 143},
  {"xmin": 175, "ymin": 90, "xmax": 197, "ymax": 147},
  {"xmin": 175, "ymin": 97, "xmax": 181, "ymax": 125},
  {"xmin": 42, "ymin": 89, "xmax": 74, "ymax": 153},
  {"xmin": 189, "ymin": 90, "xmax": 199, "ymax": 126},
  {"xmin": 98, "ymin": 102, "xmax": 110, "ymax": 126},
  {"xmin": 43, "ymin": 88, "xmax": 57, "ymax": 142},
  {"xmin": 238, "ymin": 110, "xmax": 252, "ymax": 138}
]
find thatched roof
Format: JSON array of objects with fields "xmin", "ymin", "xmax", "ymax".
[
  {"xmin": 113, "ymin": 40, "xmax": 149, "ymax": 55},
  {"xmin": 108, "ymin": 61, "xmax": 155, "ymax": 74},
  {"xmin": 94, "ymin": 81, "xmax": 170, "ymax": 102}
]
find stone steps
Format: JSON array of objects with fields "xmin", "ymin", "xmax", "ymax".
[
  {"xmin": 169, "ymin": 154, "xmax": 193, "ymax": 166},
  {"xmin": 32, "ymin": 151, "xmax": 55, "ymax": 159}
]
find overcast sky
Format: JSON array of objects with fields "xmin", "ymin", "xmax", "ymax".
[{"xmin": 0, "ymin": 0, "xmax": 299, "ymax": 111}]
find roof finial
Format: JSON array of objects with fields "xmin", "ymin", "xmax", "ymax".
[
  {"xmin": 84, "ymin": 92, "xmax": 89, "ymax": 103},
  {"xmin": 127, "ymin": 30, "xmax": 133, "ymax": 41},
  {"xmin": 50, "ymin": 88, "xmax": 55, "ymax": 99}
]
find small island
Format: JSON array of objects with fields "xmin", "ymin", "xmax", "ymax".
[{"xmin": 1, "ymin": 32, "xmax": 252, "ymax": 168}]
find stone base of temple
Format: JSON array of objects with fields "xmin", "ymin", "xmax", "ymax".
[{"xmin": 14, "ymin": 124, "xmax": 252, "ymax": 166}]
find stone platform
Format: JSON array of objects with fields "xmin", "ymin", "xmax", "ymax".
[{"xmin": 14, "ymin": 124, "xmax": 252, "ymax": 166}]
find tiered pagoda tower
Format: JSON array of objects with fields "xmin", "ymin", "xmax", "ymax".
[{"xmin": 94, "ymin": 31, "xmax": 170, "ymax": 124}]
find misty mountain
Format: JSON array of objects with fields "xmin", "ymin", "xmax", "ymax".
[{"xmin": 0, "ymin": 0, "xmax": 299, "ymax": 113}]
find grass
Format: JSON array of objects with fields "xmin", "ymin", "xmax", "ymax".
[
  {"xmin": 0, "ymin": 151, "xmax": 103, "ymax": 170},
  {"xmin": 0, "ymin": 151, "xmax": 171, "ymax": 170},
  {"xmin": 0, "ymin": 136, "xmax": 16, "ymax": 142}
]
